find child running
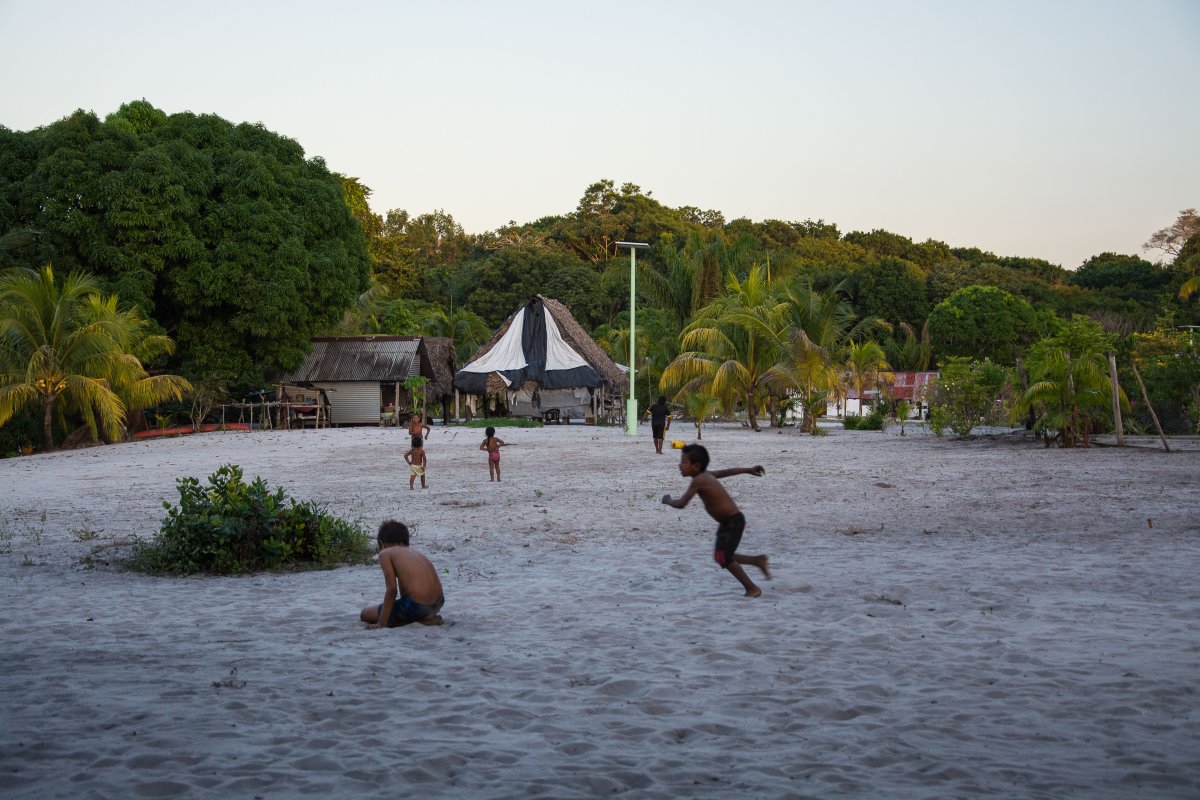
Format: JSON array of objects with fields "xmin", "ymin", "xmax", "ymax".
[
  {"xmin": 360, "ymin": 520, "xmax": 444, "ymax": 628},
  {"xmin": 404, "ymin": 435, "xmax": 427, "ymax": 490},
  {"xmin": 661, "ymin": 443, "xmax": 771, "ymax": 597},
  {"xmin": 479, "ymin": 426, "xmax": 506, "ymax": 481}
]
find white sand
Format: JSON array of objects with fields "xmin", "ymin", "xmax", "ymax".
[{"xmin": 1, "ymin": 423, "xmax": 1198, "ymax": 798}]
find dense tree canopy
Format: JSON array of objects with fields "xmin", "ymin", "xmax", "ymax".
[
  {"xmin": 927, "ymin": 285, "xmax": 1042, "ymax": 365},
  {"xmin": 0, "ymin": 101, "xmax": 370, "ymax": 384}
]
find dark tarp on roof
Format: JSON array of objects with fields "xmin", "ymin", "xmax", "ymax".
[{"xmin": 453, "ymin": 296, "xmax": 606, "ymax": 395}]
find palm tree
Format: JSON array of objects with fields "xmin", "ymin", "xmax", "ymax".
[
  {"xmin": 1019, "ymin": 316, "xmax": 1124, "ymax": 447},
  {"xmin": 660, "ymin": 265, "xmax": 785, "ymax": 430},
  {"xmin": 682, "ymin": 390, "xmax": 719, "ymax": 440},
  {"xmin": 0, "ymin": 265, "xmax": 190, "ymax": 450},
  {"xmin": 885, "ymin": 320, "xmax": 933, "ymax": 372},
  {"xmin": 762, "ymin": 278, "xmax": 887, "ymax": 433},
  {"xmin": 419, "ymin": 305, "xmax": 491, "ymax": 365},
  {"xmin": 844, "ymin": 340, "xmax": 894, "ymax": 415}
]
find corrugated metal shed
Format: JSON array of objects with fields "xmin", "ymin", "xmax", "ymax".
[{"xmin": 278, "ymin": 337, "xmax": 432, "ymax": 382}]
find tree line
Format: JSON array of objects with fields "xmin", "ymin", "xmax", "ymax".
[{"xmin": 1, "ymin": 101, "xmax": 1197, "ymax": 452}]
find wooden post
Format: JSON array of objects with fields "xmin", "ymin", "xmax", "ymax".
[
  {"xmin": 1107, "ymin": 352, "xmax": 1124, "ymax": 447},
  {"xmin": 454, "ymin": 389, "xmax": 459, "ymax": 423},
  {"xmin": 1130, "ymin": 358, "xmax": 1170, "ymax": 452}
]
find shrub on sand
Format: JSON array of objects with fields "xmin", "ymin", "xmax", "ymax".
[
  {"xmin": 127, "ymin": 464, "xmax": 372, "ymax": 574},
  {"xmin": 465, "ymin": 417, "xmax": 543, "ymax": 428}
]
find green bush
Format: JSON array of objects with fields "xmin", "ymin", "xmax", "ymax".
[
  {"xmin": 465, "ymin": 417, "xmax": 544, "ymax": 429},
  {"xmin": 860, "ymin": 409, "xmax": 887, "ymax": 430},
  {"xmin": 842, "ymin": 410, "xmax": 886, "ymax": 431},
  {"xmin": 127, "ymin": 464, "xmax": 373, "ymax": 574}
]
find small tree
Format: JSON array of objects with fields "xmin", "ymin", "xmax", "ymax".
[
  {"xmin": 894, "ymin": 399, "xmax": 912, "ymax": 436},
  {"xmin": 928, "ymin": 357, "xmax": 1011, "ymax": 437},
  {"xmin": 683, "ymin": 391, "xmax": 718, "ymax": 440},
  {"xmin": 1021, "ymin": 316, "xmax": 1125, "ymax": 447},
  {"xmin": 402, "ymin": 375, "xmax": 430, "ymax": 414}
]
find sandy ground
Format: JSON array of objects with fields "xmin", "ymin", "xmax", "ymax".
[{"xmin": 1, "ymin": 421, "xmax": 1198, "ymax": 799}]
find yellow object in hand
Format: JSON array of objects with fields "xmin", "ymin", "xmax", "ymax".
[{"xmin": 671, "ymin": 440, "xmax": 685, "ymax": 449}]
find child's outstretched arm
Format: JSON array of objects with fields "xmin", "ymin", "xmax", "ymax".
[
  {"xmin": 710, "ymin": 465, "xmax": 765, "ymax": 480},
  {"xmin": 662, "ymin": 477, "xmax": 700, "ymax": 509}
]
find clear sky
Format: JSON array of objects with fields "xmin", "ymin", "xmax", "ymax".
[{"xmin": 1, "ymin": 0, "xmax": 1197, "ymax": 269}]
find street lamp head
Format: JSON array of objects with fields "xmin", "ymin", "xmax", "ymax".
[{"xmin": 616, "ymin": 241, "xmax": 650, "ymax": 250}]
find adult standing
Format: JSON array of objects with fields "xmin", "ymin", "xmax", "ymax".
[{"xmin": 648, "ymin": 396, "xmax": 671, "ymax": 454}]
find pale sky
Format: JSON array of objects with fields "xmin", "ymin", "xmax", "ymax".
[{"xmin": 2, "ymin": 0, "xmax": 1197, "ymax": 269}]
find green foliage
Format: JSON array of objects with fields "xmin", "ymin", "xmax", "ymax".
[
  {"xmin": 682, "ymin": 391, "xmax": 718, "ymax": 439},
  {"xmin": 0, "ymin": 403, "xmax": 39, "ymax": 456},
  {"xmin": 842, "ymin": 409, "xmax": 886, "ymax": 431},
  {"xmin": 2, "ymin": 103, "xmax": 370, "ymax": 385},
  {"xmin": 1020, "ymin": 316, "xmax": 1121, "ymax": 447},
  {"xmin": 402, "ymin": 375, "xmax": 430, "ymax": 412},
  {"xmin": 928, "ymin": 357, "xmax": 1012, "ymax": 437},
  {"xmin": 464, "ymin": 417, "xmax": 543, "ymax": 428},
  {"xmin": 127, "ymin": 464, "xmax": 372, "ymax": 574},
  {"xmin": 927, "ymin": 285, "xmax": 1041, "ymax": 365},
  {"xmin": 851, "ymin": 256, "xmax": 928, "ymax": 329},
  {"xmin": 0, "ymin": 265, "xmax": 190, "ymax": 449},
  {"xmin": 1129, "ymin": 324, "xmax": 1199, "ymax": 434}
]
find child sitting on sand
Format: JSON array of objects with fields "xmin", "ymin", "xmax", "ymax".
[
  {"xmin": 661, "ymin": 443, "xmax": 771, "ymax": 597},
  {"xmin": 404, "ymin": 435, "xmax": 427, "ymax": 490},
  {"xmin": 480, "ymin": 426, "xmax": 506, "ymax": 482},
  {"xmin": 360, "ymin": 520, "xmax": 444, "ymax": 628}
]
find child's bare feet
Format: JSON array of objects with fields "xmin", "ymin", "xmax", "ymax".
[
  {"xmin": 758, "ymin": 556, "xmax": 771, "ymax": 580},
  {"xmin": 418, "ymin": 615, "xmax": 444, "ymax": 626},
  {"xmin": 745, "ymin": 587, "xmax": 762, "ymax": 598}
]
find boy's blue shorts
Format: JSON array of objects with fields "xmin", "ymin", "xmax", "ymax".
[{"xmin": 378, "ymin": 595, "xmax": 444, "ymax": 626}]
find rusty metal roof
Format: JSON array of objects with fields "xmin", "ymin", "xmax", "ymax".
[
  {"xmin": 845, "ymin": 371, "xmax": 938, "ymax": 400},
  {"xmin": 277, "ymin": 337, "xmax": 431, "ymax": 382}
]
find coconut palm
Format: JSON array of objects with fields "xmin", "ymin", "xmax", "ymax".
[
  {"xmin": 762, "ymin": 277, "xmax": 887, "ymax": 433},
  {"xmin": 844, "ymin": 340, "xmax": 894, "ymax": 414},
  {"xmin": 681, "ymin": 390, "xmax": 719, "ymax": 440},
  {"xmin": 0, "ymin": 265, "xmax": 190, "ymax": 450},
  {"xmin": 1019, "ymin": 316, "xmax": 1126, "ymax": 447},
  {"xmin": 419, "ymin": 305, "xmax": 491, "ymax": 365},
  {"xmin": 660, "ymin": 265, "xmax": 785, "ymax": 430},
  {"xmin": 885, "ymin": 320, "xmax": 933, "ymax": 371}
]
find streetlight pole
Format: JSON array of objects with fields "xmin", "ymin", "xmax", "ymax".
[{"xmin": 616, "ymin": 241, "xmax": 649, "ymax": 436}]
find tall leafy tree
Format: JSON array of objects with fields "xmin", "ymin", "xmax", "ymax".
[
  {"xmin": 2, "ymin": 101, "xmax": 370, "ymax": 384},
  {"xmin": 852, "ymin": 256, "xmax": 929, "ymax": 329},
  {"xmin": 928, "ymin": 285, "xmax": 1041, "ymax": 365},
  {"xmin": 0, "ymin": 265, "xmax": 190, "ymax": 450}
]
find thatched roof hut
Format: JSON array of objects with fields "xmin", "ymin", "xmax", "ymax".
[{"xmin": 422, "ymin": 336, "xmax": 458, "ymax": 401}]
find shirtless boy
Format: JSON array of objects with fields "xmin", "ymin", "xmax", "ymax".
[
  {"xmin": 360, "ymin": 520, "xmax": 445, "ymax": 628},
  {"xmin": 404, "ymin": 435, "xmax": 427, "ymax": 490},
  {"xmin": 661, "ymin": 443, "xmax": 771, "ymax": 597},
  {"xmin": 408, "ymin": 413, "xmax": 431, "ymax": 439}
]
